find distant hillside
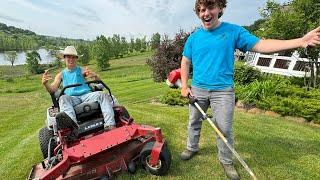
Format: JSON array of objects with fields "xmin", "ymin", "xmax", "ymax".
[
  {"xmin": 0, "ymin": 22, "xmax": 36, "ymax": 36},
  {"xmin": 0, "ymin": 22, "xmax": 90, "ymax": 52}
]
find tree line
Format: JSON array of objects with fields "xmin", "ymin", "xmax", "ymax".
[{"xmin": 11, "ymin": 32, "xmax": 161, "ymax": 74}]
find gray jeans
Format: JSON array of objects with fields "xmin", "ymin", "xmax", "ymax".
[
  {"xmin": 59, "ymin": 91, "xmax": 115, "ymax": 126},
  {"xmin": 187, "ymin": 86, "xmax": 235, "ymax": 164}
]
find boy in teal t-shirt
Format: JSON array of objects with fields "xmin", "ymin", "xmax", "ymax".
[
  {"xmin": 180, "ymin": 0, "xmax": 320, "ymax": 179},
  {"xmin": 42, "ymin": 46, "xmax": 116, "ymax": 131}
]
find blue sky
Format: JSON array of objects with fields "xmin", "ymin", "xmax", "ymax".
[{"xmin": 0, "ymin": 0, "xmax": 289, "ymax": 40}]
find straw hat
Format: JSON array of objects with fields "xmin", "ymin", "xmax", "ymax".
[{"xmin": 58, "ymin": 46, "xmax": 79, "ymax": 59}]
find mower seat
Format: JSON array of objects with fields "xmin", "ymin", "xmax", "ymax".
[
  {"xmin": 58, "ymin": 105, "xmax": 132, "ymax": 140},
  {"xmin": 74, "ymin": 101, "xmax": 102, "ymax": 122}
]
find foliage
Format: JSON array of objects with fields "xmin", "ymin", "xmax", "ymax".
[
  {"xmin": 256, "ymin": 95, "xmax": 320, "ymax": 122},
  {"xmin": 243, "ymin": 19, "xmax": 266, "ymax": 33},
  {"xmin": 129, "ymin": 38, "xmax": 135, "ymax": 53},
  {"xmin": 120, "ymin": 36, "xmax": 128, "ymax": 57},
  {"xmin": 0, "ymin": 33, "xmax": 38, "ymax": 52},
  {"xmin": 0, "ymin": 22, "xmax": 90, "ymax": 52},
  {"xmin": 150, "ymin": 33, "xmax": 161, "ymax": 50},
  {"xmin": 140, "ymin": 36, "xmax": 147, "ymax": 52},
  {"xmin": 4, "ymin": 51, "xmax": 17, "ymax": 66},
  {"xmin": 160, "ymin": 89, "xmax": 188, "ymax": 106},
  {"xmin": 234, "ymin": 62, "xmax": 262, "ymax": 85},
  {"xmin": 110, "ymin": 34, "xmax": 122, "ymax": 58},
  {"xmin": 147, "ymin": 30, "xmax": 190, "ymax": 82},
  {"xmin": 238, "ymin": 79, "xmax": 286, "ymax": 104},
  {"xmin": 93, "ymin": 35, "xmax": 111, "ymax": 71},
  {"xmin": 236, "ymin": 73, "xmax": 320, "ymax": 122},
  {"xmin": 134, "ymin": 38, "xmax": 142, "ymax": 52},
  {"xmin": 25, "ymin": 50, "xmax": 43, "ymax": 74},
  {"xmin": 76, "ymin": 44, "xmax": 90, "ymax": 65},
  {"xmin": 0, "ymin": 22, "xmax": 36, "ymax": 35},
  {"xmin": 256, "ymin": 0, "xmax": 320, "ymax": 87}
]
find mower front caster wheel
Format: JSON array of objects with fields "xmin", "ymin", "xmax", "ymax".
[{"xmin": 140, "ymin": 142, "xmax": 171, "ymax": 176}]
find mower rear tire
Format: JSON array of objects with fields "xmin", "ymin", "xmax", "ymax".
[
  {"xmin": 140, "ymin": 142, "xmax": 171, "ymax": 176},
  {"xmin": 39, "ymin": 127, "xmax": 54, "ymax": 158}
]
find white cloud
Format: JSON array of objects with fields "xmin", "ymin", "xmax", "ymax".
[{"xmin": 0, "ymin": 0, "xmax": 289, "ymax": 39}]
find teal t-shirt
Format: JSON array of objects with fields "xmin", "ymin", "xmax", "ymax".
[
  {"xmin": 62, "ymin": 66, "xmax": 91, "ymax": 96},
  {"xmin": 183, "ymin": 22, "xmax": 260, "ymax": 90}
]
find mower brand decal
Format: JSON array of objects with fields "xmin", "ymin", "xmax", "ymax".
[
  {"xmin": 84, "ymin": 122, "xmax": 103, "ymax": 130},
  {"xmin": 86, "ymin": 169, "xmax": 97, "ymax": 175}
]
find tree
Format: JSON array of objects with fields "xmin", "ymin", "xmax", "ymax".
[
  {"xmin": 129, "ymin": 38, "xmax": 135, "ymax": 53},
  {"xmin": 140, "ymin": 36, "xmax": 147, "ymax": 52},
  {"xmin": 93, "ymin": 35, "xmax": 111, "ymax": 71},
  {"xmin": 151, "ymin": 33, "xmax": 161, "ymax": 50},
  {"xmin": 257, "ymin": 0, "xmax": 320, "ymax": 88},
  {"xmin": 77, "ymin": 44, "xmax": 90, "ymax": 65},
  {"xmin": 26, "ymin": 50, "xmax": 42, "ymax": 74},
  {"xmin": 120, "ymin": 36, "xmax": 128, "ymax": 57},
  {"xmin": 243, "ymin": 19, "xmax": 266, "ymax": 33},
  {"xmin": 4, "ymin": 51, "xmax": 17, "ymax": 66},
  {"xmin": 134, "ymin": 38, "xmax": 142, "ymax": 52}
]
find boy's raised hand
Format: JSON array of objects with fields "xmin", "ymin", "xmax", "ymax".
[
  {"xmin": 84, "ymin": 66, "xmax": 90, "ymax": 77},
  {"xmin": 301, "ymin": 26, "xmax": 320, "ymax": 48},
  {"xmin": 84, "ymin": 66, "xmax": 98, "ymax": 80},
  {"xmin": 42, "ymin": 70, "xmax": 52, "ymax": 85}
]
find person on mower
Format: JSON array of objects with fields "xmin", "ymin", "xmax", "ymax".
[
  {"xmin": 41, "ymin": 46, "xmax": 116, "ymax": 131},
  {"xmin": 180, "ymin": 0, "xmax": 320, "ymax": 179}
]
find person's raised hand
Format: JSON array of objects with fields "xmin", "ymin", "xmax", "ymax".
[
  {"xmin": 42, "ymin": 70, "xmax": 52, "ymax": 85},
  {"xmin": 301, "ymin": 26, "xmax": 320, "ymax": 48}
]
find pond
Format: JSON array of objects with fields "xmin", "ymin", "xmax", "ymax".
[{"xmin": 0, "ymin": 49, "xmax": 56, "ymax": 66}]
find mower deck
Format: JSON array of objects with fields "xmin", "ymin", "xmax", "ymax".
[{"xmin": 29, "ymin": 124, "xmax": 165, "ymax": 180}]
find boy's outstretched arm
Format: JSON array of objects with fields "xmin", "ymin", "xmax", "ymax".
[{"xmin": 252, "ymin": 26, "xmax": 320, "ymax": 53}]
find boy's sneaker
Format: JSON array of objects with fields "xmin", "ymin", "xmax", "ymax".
[
  {"xmin": 56, "ymin": 112, "xmax": 78, "ymax": 130},
  {"xmin": 220, "ymin": 163, "xmax": 240, "ymax": 180},
  {"xmin": 180, "ymin": 149, "xmax": 197, "ymax": 160}
]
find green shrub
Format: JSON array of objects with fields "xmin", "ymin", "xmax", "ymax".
[
  {"xmin": 256, "ymin": 95, "xmax": 320, "ymax": 122},
  {"xmin": 234, "ymin": 62, "xmax": 262, "ymax": 85},
  {"xmin": 160, "ymin": 89, "xmax": 188, "ymax": 106},
  {"xmin": 288, "ymin": 76, "xmax": 305, "ymax": 87},
  {"xmin": 240, "ymin": 80, "xmax": 286, "ymax": 104},
  {"xmin": 276, "ymin": 86, "xmax": 320, "ymax": 99}
]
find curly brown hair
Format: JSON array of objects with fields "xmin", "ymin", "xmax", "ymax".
[{"xmin": 194, "ymin": 0, "xmax": 227, "ymax": 18}]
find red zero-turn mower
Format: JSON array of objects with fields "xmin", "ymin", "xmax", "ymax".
[{"xmin": 28, "ymin": 80, "xmax": 171, "ymax": 180}]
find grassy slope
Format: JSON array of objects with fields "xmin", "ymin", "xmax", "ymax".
[{"xmin": 0, "ymin": 52, "xmax": 319, "ymax": 180}]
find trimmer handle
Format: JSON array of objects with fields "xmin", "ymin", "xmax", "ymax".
[{"xmin": 188, "ymin": 94, "xmax": 198, "ymax": 105}]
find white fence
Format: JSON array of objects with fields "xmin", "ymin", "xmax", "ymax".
[{"xmin": 244, "ymin": 51, "xmax": 317, "ymax": 77}]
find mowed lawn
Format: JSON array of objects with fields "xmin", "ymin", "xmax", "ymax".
[{"xmin": 0, "ymin": 53, "xmax": 319, "ymax": 180}]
